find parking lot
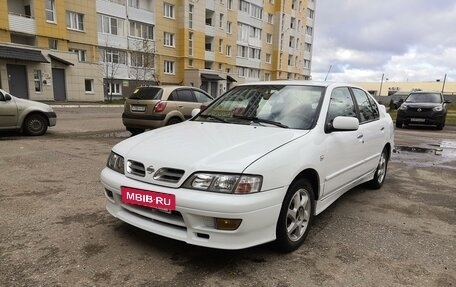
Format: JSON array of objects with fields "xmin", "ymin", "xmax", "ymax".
[{"xmin": 1, "ymin": 107, "xmax": 455, "ymax": 287}]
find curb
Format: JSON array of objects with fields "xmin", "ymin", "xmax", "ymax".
[{"xmin": 51, "ymin": 104, "xmax": 124, "ymax": 108}]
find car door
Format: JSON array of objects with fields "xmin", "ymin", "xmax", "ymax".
[
  {"xmin": 351, "ymin": 88, "xmax": 385, "ymax": 173},
  {"xmin": 321, "ymin": 87, "xmax": 366, "ymax": 197},
  {"xmin": 175, "ymin": 88, "xmax": 200, "ymax": 119},
  {"xmin": 0, "ymin": 91, "xmax": 18, "ymax": 129}
]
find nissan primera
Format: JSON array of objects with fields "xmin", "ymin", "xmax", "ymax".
[{"xmin": 101, "ymin": 81, "xmax": 394, "ymax": 252}]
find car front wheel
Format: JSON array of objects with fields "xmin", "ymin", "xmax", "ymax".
[
  {"xmin": 24, "ymin": 114, "xmax": 48, "ymax": 136},
  {"xmin": 368, "ymin": 148, "xmax": 389, "ymax": 189},
  {"xmin": 276, "ymin": 178, "xmax": 314, "ymax": 252}
]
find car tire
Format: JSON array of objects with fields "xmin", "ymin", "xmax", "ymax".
[
  {"xmin": 276, "ymin": 178, "xmax": 314, "ymax": 253},
  {"xmin": 166, "ymin": 117, "xmax": 182, "ymax": 126},
  {"xmin": 127, "ymin": 128, "xmax": 145, "ymax": 136},
  {"xmin": 368, "ymin": 148, "xmax": 389, "ymax": 189},
  {"xmin": 395, "ymin": 121, "xmax": 402, "ymax": 128},
  {"xmin": 24, "ymin": 114, "xmax": 48, "ymax": 136}
]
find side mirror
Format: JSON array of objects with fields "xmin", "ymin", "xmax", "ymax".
[
  {"xmin": 379, "ymin": 105, "xmax": 386, "ymax": 114},
  {"xmin": 191, "ymin": 108, "xmax": 201, "ymax": 117},
  {"xmin": 332, "ymin": 116, "xmax": 359, "ymax": 131},
  {"xmin": 444, "ymin": 100, "xmax": 451, "ymax": 104},
  {"xmin": 5, "ymin": 94, "xmax": 12, "ymax": 101},
  {"xmin": 399, "ymin": 99, "xmax": 404, "ymax": 103}
]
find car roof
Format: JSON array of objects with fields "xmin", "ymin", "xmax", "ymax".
[{"xmin": 236, "ymin": 80, "xmax": 361, "ymax": 89}]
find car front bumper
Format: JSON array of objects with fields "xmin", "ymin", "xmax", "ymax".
[
  {"xmin": 396, "ymin": 111, "xmax": 445, "ymax": 126},
  {"xmin": 45, "ymin": 112, "xmax": 57, "ymax": 127},
  {"xmin": 101, "ymin": 167, "xmax": 285, "ymax": 250}
]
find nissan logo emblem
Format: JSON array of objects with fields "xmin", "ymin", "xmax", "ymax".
[
  {"xmin": 146, "ymin": 166, "xmax": 155, "ymax": 174},
  {"xmin": 417, "ymin": 108, "xmax": 422, "ymax": 112}
]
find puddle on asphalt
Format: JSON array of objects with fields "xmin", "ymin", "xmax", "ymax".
[{"xmin": 393, "ymin": 141, "xmax": 456, "ymax": 169}]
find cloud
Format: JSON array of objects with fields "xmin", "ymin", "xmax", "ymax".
[{"xmin": 312, "ymin": 0, "xmax": 456, "ymax": 82}]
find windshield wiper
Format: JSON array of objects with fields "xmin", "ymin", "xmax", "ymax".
[
  {"xmin": 198, "ymin": 114, "xmax": 228, "ymax": 123},
  {"xmin": 232, "ymin": 115, "xmax": 288, "ymax": 128}
]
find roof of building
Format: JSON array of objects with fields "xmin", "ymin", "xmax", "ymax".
[{"xmin": 0, "ymin": 45, "xmax": 49, "ymax": 63}]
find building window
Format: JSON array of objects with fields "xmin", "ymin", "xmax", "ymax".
[
  {"xmin": 250, "ymin": 4, "xmax": 263, "ymax": 19},
  {"xmin": 306, "ymin": 26, "xmax": 313, "ymax": 36},
  {"xmin": 237, "ymin": 45, "xmax": 248, "ymax": 58},
  {"xmin": 304, "ymin": 59, "xmax": 310, "ymax": 68},
  {"xmin": 46, "ymin": 0, "xmax": 56, "ymax": 22},
  {"xmin": 100, "ymin": 49, "xmax": 126, "ymax": 64},
  {"xmin": 85, "ymin": 79, "xmax": 94, "ymax": 93},
  {"xmin": 219, "ymin": 14, "xmax": 224, "ymax": 29},
  {"xmin": 189, "ymin": 32, "xmax": 193, "ymax": 56},
  {"xmin": 227, "ymin": 21, "xmax": 232, "ymax": 33},
  {"xmin": 218, "ymin": 63, "xmax": 222, "ymax": 70},
  {"xmin": 266, "ymin": 53, "xmax": 271, "ymax": 63},
  {"xmin": 67, "ymin": 11, "xmax": 84, "ymax": 31},
  {"xmin": 189, "ymin": 4, "xmax": 194, "ymax": 28},
  {"xmin": 288, "ymin": 55, "xmax": 293, "ymax": 66},
  {"xmin": 34, "ymin": 70, "xmax": 42, "ymax": 92},
  {"xmin": 305, "ymin": 42, "xmax": 312, "ymax": 52},
  {"xmin": 308, "ymin": 8, "xmax": 314, "ymax": 19},
  {"xmin": 98, "ymin": 15, "xmax": 124, "ymax": 36},
  {"xmin": 289, "ymin": 36, "xmax": 295, "ymax": 48},
  {"xmin": 128, "ymin": 0, "xmax": 139, "ymax": 8},
  {"xmin": 108, "ymin": 83, "xmax": 121, "ymax": 95},
  {"xmin": 226, "ymin": 45, "xmax": 232, "ymax": 56},
  {"xmin": 130, "ymin": 52, "xmax": 153, "ymax": 67},
  {"xmin": 267, "ymin": 13, "xmax": 273, "ymax": 24},
  {"xmin": 189, "ymin": 59, "xmax": 193, "ymax": 67},
  {"xmin": 238, "ymin": 67, "xmax": 246, "ymax": 77},
  {"xmin": 265, "ymin": 72, "xmax": 270, "ymax": 81},
  {"xmin": 164, "ymin": 60, "xmax": 175, "ymax": 74},
  {"xmin": 290, "ymin": 17, "xmax": 296, "ymax": 29},
  {"xmin": 269, "ymin": 0, "xmax": 274, "ymax": 4},
  {"xmin": 219, "ymin": 39, "xmax": 223, "ymax": 53},
  {"xmin": 129, "ymin": 21, "xmax": 154, "ymax": 39},
  {"xmin": 227, "ymin": 0, "xmax": 233, "ymax": 9},
  {"xmin": 49, "ymin": 39, "xmax": 58, "ymax": 50},
  {"xmin": 249, "ymin": 47, "xmax": 261, "ymax": 60},
  {"xmin": 266, "ymin": 33, "xmax": 272, "ymax": 44},
  {"xmin": 164, "ymin": 3, "xmax": 175, "ymax": 19},
  {"xmin": 291, "ymin": 0, "xmax": 296, "ymax": 9},
  {"xmin": 69, "ymin": 49, "xmax": 87, "ymax": 62},
  {"xmin": 239, "ymin": 0, "xmax": 249, "ymax": 13},
  {"xmin": 164, "ymin": 32, "xmax": 175, "ymax": 47}
]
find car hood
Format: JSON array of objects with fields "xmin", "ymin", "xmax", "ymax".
[
  {"xmin": 14, "ymin": 96, "xmax": 53, "ymax": 111},
  {"xmin": 113, "ymin": 121, "xmax": 308, "ymax": 184},
  {"xmin": 402, "ymin": 102, "xmax": 442, "ymax": 108}
]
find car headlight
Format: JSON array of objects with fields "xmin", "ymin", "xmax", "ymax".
[
  {"xmin": 433, "ymin": 105, "xmax": 443, "ymax": 112},
  {"xmin": 399, "ymin": 105, "xmax": 408, "ymax": 110},
  {"xmin": 183, "ymin": 173, "xmax": 262, "ymax": 194},
  {"xmin": 107, "ymin": 151, "xmax": 124, "ymax": 174}
]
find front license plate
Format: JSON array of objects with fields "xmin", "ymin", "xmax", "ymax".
[
  {"xmin": 411, "ymin": 118, "xmax": 425, "ymax": 123},
  {"xmin": 121, "ymin": 186, "xmax": 176, "ymax": 211},
  {"xmin": 131, "ymin": 105, "xmax": 146, "ymax": 112}
]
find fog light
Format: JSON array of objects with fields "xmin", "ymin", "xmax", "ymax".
[{"xmin": 215, "ymin": 218, "xmax": 242, "ymax": 230}]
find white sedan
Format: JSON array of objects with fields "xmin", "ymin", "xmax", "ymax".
[{"xmin": 101, "ymin": 81, "xmax": 394, "ymax": 252}]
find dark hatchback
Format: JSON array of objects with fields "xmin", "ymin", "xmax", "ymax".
[{"xmin": 396, "ymin": 92, "xmax": 450, "ymax": 130}]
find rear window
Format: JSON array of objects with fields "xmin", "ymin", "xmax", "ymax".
[{"xmin": 129, "ymin": 87, "xmax": 163, "ymax": 100}]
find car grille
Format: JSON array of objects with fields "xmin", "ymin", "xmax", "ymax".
[
  {"xmin": 127, "ymin": 160, "xmax": 145, "ymax": 177},
  {"xmin": 153, "ymin": 168, "xmax": 185, "ymax": 183},
  {"xmin": 121, "ymin": 203, "xmax": 186, "ymax": 230},
  {"xmin": 409, "ymin": 107, "xmax": 432, "ymax": 112}
]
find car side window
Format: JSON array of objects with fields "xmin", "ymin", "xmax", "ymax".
[
  {"xmin": 327, "ymin": 87, "xmax": 357, "ymax": 124},
  {"xmin": 194, "ymin": 90, "xmax": 212, "ymax": 103},
  {"xmin": 366, "ymin": 94, "xmax": 380, "ymax": 119},
  {"xmin": 176, "ymin": 89, "xmax": 196, "ymax": 102},
  {"xmin": 168, "ymin": 91, "xmax": 178, "ymax": 101},
  {"xmin": 352, "ymin": 88, "xmax": 378, "ymax": 123},
  {"xmin": 0, "ymin": 92, "xmax": 4, "ymax": 101}
]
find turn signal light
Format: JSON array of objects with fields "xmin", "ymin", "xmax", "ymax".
[{"xmin": 215, "ymin": 218, "xmax": 242, "ymax": 230}]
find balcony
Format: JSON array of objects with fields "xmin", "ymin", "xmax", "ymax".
[
  {"xmin": 8, "ymin": 13, "xmax": 36, "ymax": 35},
  {"xmin": 127, "ymin": 7, "xmax": 155, "ymax": 24}
]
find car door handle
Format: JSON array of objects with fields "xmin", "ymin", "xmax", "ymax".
[
  {"xmin": 357, "ymin": 134, "xmax": 363, "ymax": 139},
  {"xmin": 178, "ymin": 105, "xmax": 184, "ymax": 108},
  {"xmin": 380, "ymin": 127, "xmax": 385, "ymax": 131}
]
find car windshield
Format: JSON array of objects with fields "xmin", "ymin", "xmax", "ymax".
[
  {"xmin": 128, "ymin": 87, "xmax": 163, "ymax": 100},
  {"xmin": 405, "ymin": 93, "xmax": 441, "ymax": 103},
  {"xmin": 195, "ymin": 85, "xmax": 324, "ymax": 130}
]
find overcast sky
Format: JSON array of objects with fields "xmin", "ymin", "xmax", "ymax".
[{"xmin": 312, "ymin": 0, "xmax": 456, "ymax": 82}]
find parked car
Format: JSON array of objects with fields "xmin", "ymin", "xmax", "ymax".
[
  {"xmin": 122, "ymin": 86, "xmax": 213, "ymax": 135},
  {"xmin": 396, "ymin": 92, "xmax": 450, "ymax": 130},
  {"xmin": 0, "ymin": 89, "xmax": 56, "ymax": 136},
  {"xmin": 101, "ymin": 81, "xmax": 394, "ymax": 252}
]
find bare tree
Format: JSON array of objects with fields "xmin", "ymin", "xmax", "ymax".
[{"xmin": 129, "ymin": 37, "xmax": 158, "ymax": 86}]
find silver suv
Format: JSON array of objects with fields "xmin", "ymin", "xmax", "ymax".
[{"xmin": 0, "ymin": 89, "xmax": 57, "ymax": 136}]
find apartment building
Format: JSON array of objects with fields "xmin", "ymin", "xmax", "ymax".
[
  {"xmin": 97, "ymin": 0, "xmax": 316, "ymax": 98},
  {"xmin": 0, "ymin": 0, "xmax": 103, "ymax": 101}
]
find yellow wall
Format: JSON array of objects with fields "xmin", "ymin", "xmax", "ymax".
[{"xmin": 354, "ymin": 82, "xmax": 456, "ymax": 96}]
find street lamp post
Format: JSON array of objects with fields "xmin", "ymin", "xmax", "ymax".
[{"xmin": 379, "ymin": 73, "xmax": 384, "ymax": 97}]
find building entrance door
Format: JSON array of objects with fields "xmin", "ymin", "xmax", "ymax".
[{"xmin": 7, "ymin": 64, "xmax": 29, "ymax": 99}]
